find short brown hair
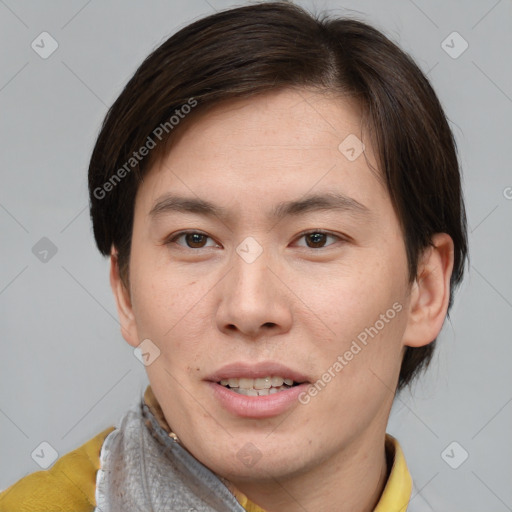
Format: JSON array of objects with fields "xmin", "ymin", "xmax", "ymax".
[{"xmin": 88, "ymin": 1, "xmax": 468, "ymax": 390}]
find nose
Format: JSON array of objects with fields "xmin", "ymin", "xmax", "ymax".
[{"xmin": 215, "ymin": 248, "xmax": 293, "ymax": 339}]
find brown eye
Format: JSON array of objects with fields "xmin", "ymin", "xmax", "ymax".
[
  {"xmin": 184, "ymin": 233, "xmax": 208, "ymax": 248},
  {"xmin": 296, "ymin": 230, "xmax": 341, "ymax": 249},
  {"xmin": 305, "ymin": 232, "xmax": 328, "ymax": 248},
  {"xmin": 167, "ymin": 231, "xmax": 217, "ymax": 249}
]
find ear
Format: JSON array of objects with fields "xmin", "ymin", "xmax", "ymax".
[
  {"xmin": 109, "ymin": 247, "xmax": 139, "ymax": 348},
  {"xmin": 402, "ymin": 233, "xmax": 455, "ymax": 348}
]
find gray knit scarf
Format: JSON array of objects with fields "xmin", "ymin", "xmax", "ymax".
[{"xmin": 94, "ymin": 397, "xmax": 246, "ymax": 512}]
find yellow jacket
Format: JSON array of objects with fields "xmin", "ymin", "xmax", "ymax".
[{"xmin": 0, "ymin": 388, "xmax": 412, "ymax": 511}]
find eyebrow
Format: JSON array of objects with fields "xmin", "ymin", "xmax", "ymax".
[{"xmin": 149, "ymin": 192, "xmax": 372, "ymax": 222}]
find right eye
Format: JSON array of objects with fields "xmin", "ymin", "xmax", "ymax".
[{"xmin": 166, "ymin": 231, "xmax": 220, "ymax": 249}]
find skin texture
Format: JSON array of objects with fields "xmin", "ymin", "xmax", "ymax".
[{"xmin": 110, "ymin": 87, "xmax": 454, "ymax": 512}]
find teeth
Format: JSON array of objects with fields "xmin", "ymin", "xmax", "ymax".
[
  {"xmin": 220, "ymin": 376, "xmax": 298, "ymax": 395},
  {"xmin": 271, "ymin": 376, "xmax": 284, "ymax": 387},
  {"xmin": 232, "ymin": 385, "xmax": 292, "ymax": 396},
  {"xmin": 254, "ymin": 377, "xmax": 271, "ymax": 389},
  {"xmin": 238, "ymin": 378, "xmax": 253, "ymax": 390},
  {"xmin": 220, "ymin": 376, "xmax": 294, "ymax": 389},
  {"xmin": 235, "ymin": 388, "xmax": 258, "ymax": 396}
]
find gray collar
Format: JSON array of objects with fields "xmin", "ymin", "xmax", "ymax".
[{"xmin": 94, "ymin": 397, "xmax": 246, "ymax": 512}]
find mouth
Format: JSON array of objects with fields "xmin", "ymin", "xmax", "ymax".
[
  {"xmin": 217, "ymin": 376, "xmax": 302, "ymax": 396},
  {"xmin": 206, "ymin": 362, "xmax": 310, "ymax": 418}
]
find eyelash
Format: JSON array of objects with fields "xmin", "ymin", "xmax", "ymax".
[{"xmin": 165, "ymin": 229, "xmax": 344, "ymax": 250}]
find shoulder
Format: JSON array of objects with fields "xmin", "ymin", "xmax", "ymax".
[{"xmin": 0, "ymin": 426, "xmax": 115, "ymax": 512}]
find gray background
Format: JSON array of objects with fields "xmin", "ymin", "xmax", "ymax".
[{"xmin": 0, "ymin": 0, "xmax": 511, "ymax": 509}]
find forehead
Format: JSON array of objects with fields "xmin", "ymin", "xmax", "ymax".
[
  {"xmin": 137, "ymin": 87, "xmax": 387, "ymax": 218},
  {"xmin": 167, "ymin": 87, "xmax": 365, "ymax": 153}
]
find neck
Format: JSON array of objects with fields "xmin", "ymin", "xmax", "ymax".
[{"xmin": 229, "ymin": 430, "xmax": 390, "ymax": 512}]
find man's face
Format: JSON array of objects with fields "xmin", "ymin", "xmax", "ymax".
[{"xmin": 123, "ymin": 88, "xmax": 413, "ymax": 481}]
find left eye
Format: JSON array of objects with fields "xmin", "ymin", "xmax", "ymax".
[
  {"xmin": 295, "ymin": 230, "xmax": 341, "ymax": 249},
  {"xmin": 166, "ymin": 230, "xmax": 341, "ymax": 250}
]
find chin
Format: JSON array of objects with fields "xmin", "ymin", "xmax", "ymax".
[{"xmin": 203, "ymin": 440, "xmax": 313, "ymax": 482}]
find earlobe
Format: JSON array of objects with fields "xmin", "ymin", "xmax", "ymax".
[
  {"xmin": 109, "ymin": 247, "xmax": 139, "ymax": 347},
  {"xmin": 402, "ymin": 233, "xmax": 455, "ymax": 348}
]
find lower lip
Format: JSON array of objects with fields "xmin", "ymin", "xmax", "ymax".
[{"xmin": 208, "ymin": 382, "xmax": 309, "ymax": 419}]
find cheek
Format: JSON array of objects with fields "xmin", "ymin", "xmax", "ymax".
[
  {"xmin": 294, "ymin": 248, "xmax": 409, "ymax": 390},
  {"xmin": 129, "ymin": 260, "xmax": 215, "ymax": 365},
  {"xmin": 297, "ymin": 258, "xmax": 406, "ymax": 337},
  {"xmin": 129, "ymin": 242, "xmax": 184, "ymax": 327},
  {"xmin": 305, "ymin": 290, "xmax": 408, "ymax": 435}
]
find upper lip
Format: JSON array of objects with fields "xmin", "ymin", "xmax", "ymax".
[{"xmin": 206, "ymin": 361, "xmax": 310, "ymax": 383}]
